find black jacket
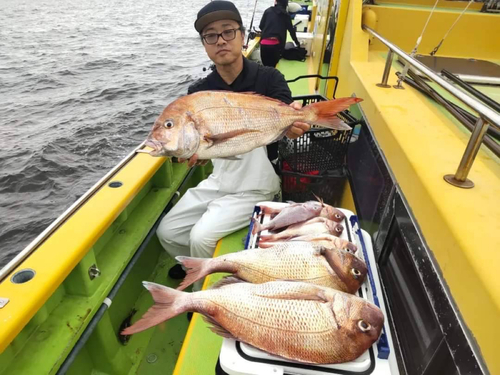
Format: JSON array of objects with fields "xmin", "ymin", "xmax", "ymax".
[
  {"xmin": 187, "ymin": 57, "xmax": 293, "ymax": 162},
  {"xmin": 188, "ymin": 57, "xmax": 292, "ymax": 103},
  {"xmin": 259, "ymin": 5, "xmax": 300, "ymax": 50}
]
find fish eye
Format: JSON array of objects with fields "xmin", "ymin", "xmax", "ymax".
[
  {"xmin": 335, "ymin": 213, "xmax": 341, "ymax": 219},
  {"xmin": 358, "ymin": 320, "xmax": 371, "ymax": 332},
  {"xmin": 351, "ymin": 268, "xmax": 361, "ymax": 278},
  {"xmin": 335, "ymin": 226, "xmax": 342, "ymax": 233},
  {"xmin": 164, "ymin": 120, "xmax": 174, "ymax": 128}
]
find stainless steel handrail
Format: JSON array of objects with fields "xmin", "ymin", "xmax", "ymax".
[
  {"xmin": 363, "ymin": 26, "xmax": 500, "ymax": 127},
  {"xmin": 0, "ymin": 142, "xmax": 146, "ymax": 282},
  {"xmin": 363, "ymin": 25, "xmax": 500, "ymax": 188}
]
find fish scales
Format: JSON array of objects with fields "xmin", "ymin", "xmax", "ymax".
[
  {"xmin": 176, "ymin": 242, "xmax": 367, "ymax": 293},
  {"xmin": 259, "ymin": 217, "xmax": 344, "ymax": 241},
  {"xmin": 252, "ymin": 201, "xmax": 323, "ymax": 234},
  {"xmin": 289, "ymin": 234, "xmax": 358, "ymax": 253},
  {"xmin": 193, "ymin": 99, "xmax": 302, "ymax": 159},
  {"xmin": 193, "ymin": 289, "xmax": 332, "ymax": 349},
  {"xmin": 122, "ymin": 280, "xmax": 384, "ymax": 364},
  {"xmin": 145, "ymin": 91, "xmax": 362, "ymax": 159},
  {"xmin": 258, "ymin": 201, "xmax": 346, "ymax": 223}
]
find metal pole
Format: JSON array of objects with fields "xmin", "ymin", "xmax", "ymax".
[
  {"xmin": 376, "ymin": 49, "xmax": 394, "ymax": 88},
  {"xmin": 441, "ymin": 69, "xmax": 500, "ymax": 113},
  {"xmin": 444, "ymin": 118, "xmax": 490, "ymax": 188},
  {"xmin": 245, "ymin": 0, "xmax": 259, "ymax": 48},
  {"xmin": 403, "ymin": 70, "xmax": 500, "ymax": 155},
  {"xmin": 362, "ymin": 25, "xmax": 500, "ymax": 129}
]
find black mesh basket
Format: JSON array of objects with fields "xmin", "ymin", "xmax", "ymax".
[
  {"xmin": 279, "ymin": 95, "xmax": 357, "ymax": 174},
  {"xmin": 281, "ymin": 168, "xmax": 347, "ymax": 206}
]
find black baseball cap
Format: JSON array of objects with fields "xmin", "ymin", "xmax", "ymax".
[{"xmin": 194, "ymin": 1, "xmax": 243, "ymax": 33}]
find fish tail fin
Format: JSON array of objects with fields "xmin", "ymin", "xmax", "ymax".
[
  {"xmin": 251, "ymin": 217, "xmax": 263, "ymax": 235},
  {"xmin": 175, "ymin": 256, "xmax": 211, "ymax": 291},
  {"xmin": 303, "ymin": 97, "xmax": 363, "ymax": 130},
  {"xmin": 121, "ymin": 282, "xmax": 187, "ymax": 335}
]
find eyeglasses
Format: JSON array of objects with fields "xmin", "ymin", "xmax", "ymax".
[{"xmin": 202, "ymin": 28, "xmax": 241, "ymax": 45}]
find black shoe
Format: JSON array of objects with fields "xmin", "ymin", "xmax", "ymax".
[
  {"xmin": 168, "ymin": 264, "xmax": 186, "ymax": 279},
  {"xmin": 187, "ymin": 312, "xmax": 193, "ymax": 322}
]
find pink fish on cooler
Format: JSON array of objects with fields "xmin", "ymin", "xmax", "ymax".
[
  {"xmin": 175, "ymin": 242, "xmax": 367, "ymax": 293},
  {"xmin": 122, "ymin": 279, "xmax": 384, "ymax": 364},
  {"xmin": 259, "ymin": 217, "xmax": 344, "ymax": 242},
  {"xmin": 259, "ymin": 200, "xmax": 345, "ymax": 223},
  {"xmin": 259, "ymin": 234, "xmax": 358, "ymax": 253},
  {"xmin": 252, "ymin": 201, "xmax": 323, "ymax": 234}
]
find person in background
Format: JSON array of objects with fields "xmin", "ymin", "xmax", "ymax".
[
  {"xmin": 156, "ymin": 1, "xmax": 309, "ymax": 291},
  {"xmin": 259, "ymin": 0, "xmax": 301, "ymax": 67}
]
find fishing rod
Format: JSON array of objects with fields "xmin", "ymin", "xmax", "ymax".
[
  {"xmin": 397, "ymin": 70, "xmax": 500, "ymax": 158},
  {"xmin": 245, "ymin": 0, "xmax": 259, "ymax": 48}
]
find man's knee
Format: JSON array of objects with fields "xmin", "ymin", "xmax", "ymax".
[
  {"xmin": 156, "ymin": 215, "xmax": 181, "ymax": 247},
  {"xmin": 189, "ymin": 224, "xmax": 218, "ymax": 258}
]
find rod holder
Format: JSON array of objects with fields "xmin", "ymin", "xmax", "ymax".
[
  {"xmin": 393, "ymin": 61, "xmax": 410, "ymax": 90},
  {"xmin": 444, "ymin": 117, "xmax": 490, "ymax": 188},
  {"xmin": 376, "ymin": 49, "xmax": 394, "ymax": 88}
]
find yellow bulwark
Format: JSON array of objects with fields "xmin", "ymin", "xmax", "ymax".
[
  {"xmin": 0, "ymin": 152, "xmax": 167, "ymax": 353},
  {"xmin": 328, "ymin": 0, "xmax": 500, "ymax": 373},
  {"xmin": 243, "ymin": 37, "xmax": 260, "ymax": 59}
]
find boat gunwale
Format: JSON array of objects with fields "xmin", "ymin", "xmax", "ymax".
[
  {"xmin": 0, "ymin": 146, "xmax": 171, "ymax": 354},
  {"xmin": 0, "ymin": 142, "xmax": 149, "ymax": 282}
]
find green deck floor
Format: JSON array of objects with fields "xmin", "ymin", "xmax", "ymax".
[
  {"xmin": 130, "ymin": 251, "xmax": 189, "ymax": 375},
  {"xmin": 277, "ymin": 57, "xmax": 313, "ymax": 96},
  {"xmin": 172, "ymin": 228, "xmax": 249, "ymax": 375}
]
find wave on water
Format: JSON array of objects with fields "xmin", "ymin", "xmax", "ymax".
[{"xmin": 0, "ymin": 0, "xmax": 269, "ymax": 268}]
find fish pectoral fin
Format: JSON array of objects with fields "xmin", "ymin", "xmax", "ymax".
[
  {"xmin": 320, "ymin": 247, "xmax": 351, "ymax": 287},
  {"xmin": 254, "ymin": 282, "xmax": 330, "ymax": 303},
  {"xmin": 204, "ymin": 129, "xmax": 260, "ymax": 147},
  {"xmin": 312, "ymin": 248, "xmax": 323, "ymax": 256},
  {"xmin": 331, "ymin": 309, "xmax": 341, "ymax": 330},
  {"xmin": 303, "ymin": 217, "xmax": 326, "ymax": 224},
  {"xmin": 203, "ymin": 314, "xmax": 236, "ymax": 340}
]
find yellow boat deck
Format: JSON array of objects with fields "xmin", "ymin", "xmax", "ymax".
[
  {"xmin": 173, "ymin": 228, "xmax": 248, "ymax": 375},
  {"xmin": 331, "ymin": 0, "xmax": 500, "ymax": 372}
]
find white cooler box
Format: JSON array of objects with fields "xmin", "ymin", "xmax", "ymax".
[
  {"xmin": 297, "ymin": 32, "xmax": 313, "ymax": 56},
  {"xmin": 294, "ymin": 14, "xmax": 309, "ymax": 33},
  {"xmin": 217, "ymin": 205, "xmax": 400, "ymax": 375}
]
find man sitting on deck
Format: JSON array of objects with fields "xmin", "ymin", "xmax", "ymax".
[{"xmin": 156, "ymin": 0, "xmax": 309, "ymax": 289}]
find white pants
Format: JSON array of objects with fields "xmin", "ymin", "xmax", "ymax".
[{"xmin": 157, "ymin": 176, "xmax": 275, "ymax": 274}]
